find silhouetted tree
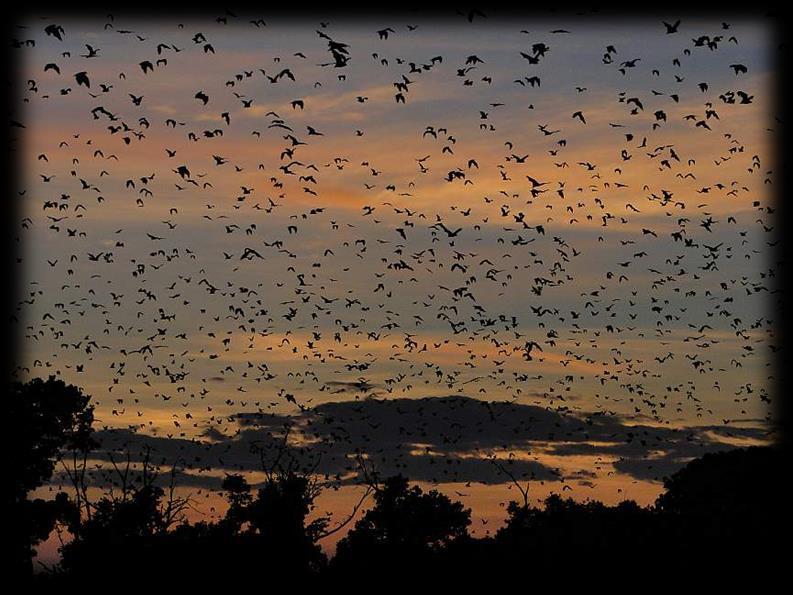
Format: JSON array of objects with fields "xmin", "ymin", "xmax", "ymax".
[
  {"xmin": 332, "ymin": 474, "xmax": 471, "ymax": 575},
  {"xmin": 16, "ymin": 380, "xmax": 777, "ymax": 584},
  {"xmin": 273, "ymin": 474, "xmax": 327, "ymax": 565},
  {"xmin": 657, "ymin": 445, "xmax": 779, "ymax": 519},
  {"xmin": 482, "ymin": 446, "xmax": 782, "ymax": 574},
  {"xmin": 219, "ymin": 473, "xmax": 253, "ymax": 534},
  {"xmin": 58, "ymin": 448, "xmax": 191, "ymax": 578},
  {"xmin": 58, "ymin": 423, "xmax": 348, "ymax": 582},
  {"xmin": 489, "ymin": 494, "xmax": 660, "ymax": 572},
  {"xmin": 654, "ymin": 445, "xmax": 780, "ymax": 566},
  {"xmin": 9, "ymin": 376, "xmax": 95, "ymax": 576}
]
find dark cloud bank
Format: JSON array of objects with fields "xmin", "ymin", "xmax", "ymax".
[{"xmin": 77, "ymin": 396, "xmax": 770, "ymax": 491}]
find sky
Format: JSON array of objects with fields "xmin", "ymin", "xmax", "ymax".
[{"xmin": 10, "ymin": 11, "xmax": 779, "ymax": 560}]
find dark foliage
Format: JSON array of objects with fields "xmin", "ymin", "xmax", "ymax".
[
  {"xmin": 330, "ymin": 474, "xmax": 472, "ymax": 577},
  {"xmin": 13, "ymin": 378, "xmax": 781, "ymax": 583},
  {"xmin": 9, "ymin": 377, "xmax": 94, "ymax": 576},
  {"xmin": 58, "ymin": 472, "xmax": 328, "ymax": 583}
]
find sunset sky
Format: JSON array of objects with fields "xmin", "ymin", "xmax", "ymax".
[{"xmin": 11, "ymin": 12, "xmax": 779, "ymax": 556}]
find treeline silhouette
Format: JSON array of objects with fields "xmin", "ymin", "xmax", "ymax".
[{"xmin": 12, "ymin": 377, "xmax": 780, "ymax": 583}]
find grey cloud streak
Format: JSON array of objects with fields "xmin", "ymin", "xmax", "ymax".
[{"xmin": 82, "ymin": 395, "xmax": 771, "ymax": 490}]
